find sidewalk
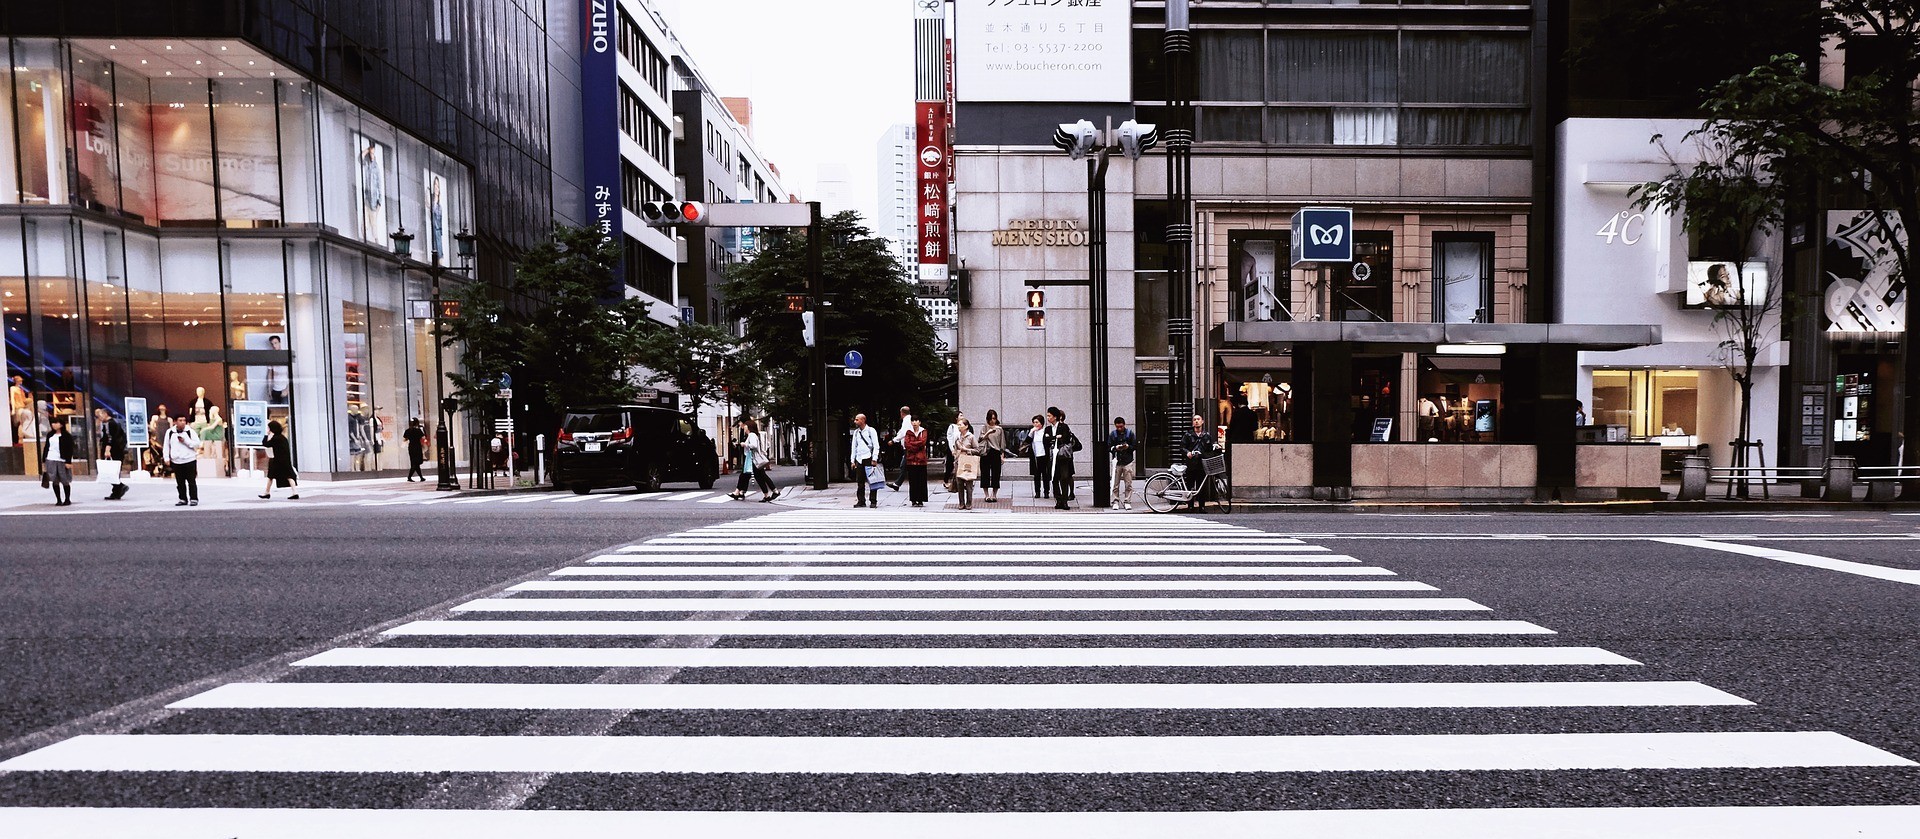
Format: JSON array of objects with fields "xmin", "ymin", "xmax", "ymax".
[
  {"xmin": 775, "ymin": 475, "xmax": 1149, "ymax": 513},
  {"xmin": 0, "ymin": 471, "xmax": 449, "ymax": 515}
]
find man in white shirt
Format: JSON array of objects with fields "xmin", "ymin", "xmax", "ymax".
[
  {"xmin": 848, "ymin": 413, "xmax": 881, "ymax": 509},
  {"xmin": 164, "ymin": 415, "xmax": 203, "ymax": 506},
  {"xmin": 888, "ymin": 405, "xmax": 913, "ymax": 490}
]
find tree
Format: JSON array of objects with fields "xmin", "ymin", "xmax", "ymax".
[
  {"xmin": 722, "ymin": 211, "xmax": 945, "ymax": 428},
  {"xmin": 1633, "ymin": 127, "xmax": 1787, "ymax": 496},
  {"xmin": 1670, "ymin": 1, "xmax": 1920, "ymax": 494},
  {"xmin": 632, "ymin": 319, "xmax": 743, "ymax": 420},
  {"xmin": 512, "ymin": 225, "xmax": 657, "ymax": 412},
  {"xmin": 441, "ymin": 279, "xmax": 517, "ymax": 413}
]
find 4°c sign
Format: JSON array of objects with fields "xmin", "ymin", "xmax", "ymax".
[{"xmin": 1291, "ymin": 207, "xmax": 1354, "ymax": 266}]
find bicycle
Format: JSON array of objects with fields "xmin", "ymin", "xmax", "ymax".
[{"xmin": 1141, "ymin": 453, "xmax": 1231, "ymax": 513}]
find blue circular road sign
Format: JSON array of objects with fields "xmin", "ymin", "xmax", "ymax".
[{"xmin": 843, "ymin": 350, "xmax": 864, "ymax": 369}]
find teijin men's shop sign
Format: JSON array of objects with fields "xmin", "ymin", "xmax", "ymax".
[{"xmin": 992, "ymin": 219, "xmax": 1090, "ymax": 247}]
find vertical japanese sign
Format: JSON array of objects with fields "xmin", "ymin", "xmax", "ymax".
[
  {"xmin": 583, "ymin": 0, "xmax": 623, "ymax": 296},
  {"xmin": 916, "ymin": 100, "xmax": 950, "ymax": 282}
]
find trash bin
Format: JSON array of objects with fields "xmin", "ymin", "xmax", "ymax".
[
  {"xmin": 1679, "ymin": 455, "xmax": 1709, "ymax": 501},
  {"xmin": 1824, "ymin": 456, "xmax": 1856, "ymax": 502}
]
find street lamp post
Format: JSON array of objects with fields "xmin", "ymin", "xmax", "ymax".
[
  {"xmin": 393, "ymin": 225, "xmax": 476, "ymax": 491},
  {"xmin": 1054, "ymin": 118, "xmax": 1157, "ymax": 509}
]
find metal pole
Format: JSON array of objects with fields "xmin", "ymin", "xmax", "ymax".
[
  {"xmin": 1089, "ymin": 147, "xmax": 1113, "ymax": 509},
  {"xmin": 807, "ymin": 201, "xmax": 829, "ymax": 490},
  {"xmin": 432, "ymin": 269, "xmax": 458, "ymax": 491},
  {"xmin": 1164, "ymin": 0, "xmax": 1196, "ymax": 453}
]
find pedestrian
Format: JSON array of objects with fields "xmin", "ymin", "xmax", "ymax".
[
  {"xmin": 162, "ymin": 414, "xmax": 202, "ymax": 507},
  {"xmin": 730, "ymin": 419, "xmax": 777, "ymax": 501},
  {"xmin": 489, "ymin": 433, "xmax": 508, "ymax": 476},
  {"xmin": 40, "ymin": 416, "xmax": 76, "ymax": 506},
  {"xmin": 953, "ymin": 417, "xmax": 980, "ymax": 510},
  {"xmin": 403, "ymin": 418, "xmax": 427, "ymax": 482},
  {"xmin": 1182, "ymin": 413, "xmax": 1219, "ymax": 510},
  {"xmin": 1044, "ymin": 407, "xmax": 1079, "ymax": 510},
  {"xmin": 1108, "ymin": 415, "xmax": 1138, "ymax": 511},
  {"xmin": 943, "ymin": 411, "xmax": 966, "ymax": 490},
  {"xmin": 1025, "ymin": 414, "xmax": 1047, "ymax": 498},
  {"xmin": 888, "ymin": 405, "xmax": 913, "ymax": 490},
  {"xmin": 147, "ymin": 404, "xmax": 171, "ymax": 477},
  {"xmin": 259, "ymin": 420, "xmax": 299, "ymax": 499},
  {"xmin": 979, "ymin": 409, "xmax": 1006, "ymax": 503},
  {"xmin": 849, "ymin": 413, "xmax": 882, "ymax": 509},
  {"xmin": 94, "ymin": 407, "xmax": 130, "ymax": 501},
  {"xmin": 902, "ymin": 416, "xmax": 930, "ymax": 507}
]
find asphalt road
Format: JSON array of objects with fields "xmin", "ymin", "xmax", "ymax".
[{"xmin": 0, "ymin": 504, "xmax": 1915, "ymax": 834}]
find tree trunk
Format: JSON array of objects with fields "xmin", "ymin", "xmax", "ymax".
[{"xmin": 1735, "ymin": 375, "xmax": 1754, "ymax": 499}]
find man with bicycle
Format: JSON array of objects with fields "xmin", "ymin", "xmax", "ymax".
[{"xmin": 1182, "ymin": 413, "xmax": 1220, "ymax": 511}]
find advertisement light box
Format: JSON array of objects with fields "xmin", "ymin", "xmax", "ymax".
[{"xmin": 1684, "ymin": 261, "xmax": 1769, "ymax": 309}]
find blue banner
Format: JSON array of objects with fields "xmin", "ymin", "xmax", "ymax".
[
  {"xmin": 583, "ymin": 0, "xmax": 624, "ymax": 298},
  {"xmin": 233, "ymin": 400, "xmax": 268, "ymax": 447}
]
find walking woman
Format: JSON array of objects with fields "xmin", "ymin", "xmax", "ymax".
[
  {"xmin": 952, "ymin": 416, "xmax": 979, "ymax": 510},
  {"xmin": 403, "ymin": 418, "xmax": 427, "ymax": 482},
  {"xmin": 979, "ymin": 409, "xmax": 1006, "ymax": 503},
  {"xmin": 902, "ymin": 416, "xmax": 930, "ymax": 507},
  {"xmin": 1026, "ymin": 414, "xmax": 1048, "ymax": 498},
  {"xmin": 259, "ymin": 420, "xmax": 300, "ymax": 499},
  {"xmin": 41, "ymin": 416, "xmax": 75, "ymax": 506},
  {"xmin": 730, "ymin": 418, "xmax": 777, "ymax": 501}
]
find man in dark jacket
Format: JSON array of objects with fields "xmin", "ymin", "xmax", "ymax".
[
  {"xmin": 1043, "ymin": 406, "xmax": 1077, "ymax": 510},
  {"xmin": 94, "ymin": 407, "xmax": 129, "ymax": 500},
  {"xmin": 1182, "ymin": 413, "xmax": 1219, "ymax": 509}
]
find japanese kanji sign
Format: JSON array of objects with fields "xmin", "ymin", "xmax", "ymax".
[
  {"xmin": 916, "ymin": 99, "xmax": 950, "ymax": 281},
  {"xmin": 954, "ymin": 0, "xmax": 1130, "ymax": 103}
]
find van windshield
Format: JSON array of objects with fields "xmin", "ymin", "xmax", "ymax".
[{"xmin": 563, "ymin": 412, "xmax": 625, "ymax": 433}]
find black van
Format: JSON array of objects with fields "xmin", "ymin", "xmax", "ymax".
[{"xmin": 554, "ymin": 405, "xmax": 719, "ymax": 493}]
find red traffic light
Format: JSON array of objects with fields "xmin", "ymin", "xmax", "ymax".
[{"xmin": 679, "ymin": 202, "xmax": 704, "ymax": 223}]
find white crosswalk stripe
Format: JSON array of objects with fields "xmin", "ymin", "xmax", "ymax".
[{"xmin": 0, "ymin": 509, "xmax": 1909, "ymax": 832}]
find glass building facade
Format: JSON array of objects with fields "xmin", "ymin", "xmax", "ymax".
[{"xmin": 1, "ymin": 37, "xmax": 476, "ymax": 478}]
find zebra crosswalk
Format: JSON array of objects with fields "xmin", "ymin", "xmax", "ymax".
[{"xmin": 0, "ymin": 511, "xmax": 1913, "ymax": 835}]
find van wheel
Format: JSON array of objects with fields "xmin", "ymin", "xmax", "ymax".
[
  {"xmin": 698, "ymin": 473, "xmax": 716, "ymax": 490},
  {"xmin": 642, "ymin": 464, "xmax": 665, "ymax": 492},
  {"xmin": 570, "ymin": 482, "xmax": 592, "ymax": 495}
]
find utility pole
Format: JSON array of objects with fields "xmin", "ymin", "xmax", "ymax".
[
  {"xmin": 807, "ymin": 201, "xmax": 829, "ymax": 490},
  {"xmin": 1164, "ymin": 0, "xmax": 1196, "ymax": 453}
]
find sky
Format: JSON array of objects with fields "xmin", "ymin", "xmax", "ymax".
[{"xmin": 658, "ymin": 0, "xmax": 917, "ymax": 229}]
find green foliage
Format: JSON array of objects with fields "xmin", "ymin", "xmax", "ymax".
[
  {"xmin": 632, "ymin": 320, "xmax": 744, "ymax": 417},
  {"xmin": 511, "ymin": 225, "xmax": 656, "ymax": 411},
  {"xmin": 441, "ymin": 280, "xmax": 516, "ymax": 413},
  {"xmin": 721, "ymin": 211, "xmax": 945, "ymax": 425}
]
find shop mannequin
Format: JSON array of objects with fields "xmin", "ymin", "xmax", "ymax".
[
  {"xmin": 190, "ymin": 386, "xmax": 215, "ymax": 421},
  {"xmin": 1418, "ymin": 397, "xmax": 1441, "ymax": 441},
  {"xmin": 204, "ymin": 406, "xmax": 229, "ymax": 476},
  {"xmin": 8, "ymin": 375, "xmax": 29, "ymax": 446},
  {"xmin": 1273, "ymin": 383, "xmax": 1293, "ymax": 441},
  {"xmin": 228, "ymin": 371, "xmax": 247, "ymax": 402}
]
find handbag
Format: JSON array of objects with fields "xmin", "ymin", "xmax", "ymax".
[
  {"xmin": 96, "ymin": 459, "xmax": 121, "ymax": 483},
  {"xmin": 866, "ymin": 464, "xmax": 886, "ymax": 490},
  {"xmin": 955, "ymin": 453, "xmax": 981, "ymax": 481}
]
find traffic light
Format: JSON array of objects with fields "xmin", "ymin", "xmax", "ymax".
[
  {"xmin": 800, "ymin": 310, "xmax": 816, "ymax": 348},
  {"xmin": 640, "ymin": 201, "xmax": 708, "ymax": 226},
  {"xmin": 1024, "ymin": 288, "xmax": 1046, "ymax": 329}
]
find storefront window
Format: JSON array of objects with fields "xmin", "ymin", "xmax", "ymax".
[
  {"xmin": 276, "ymin": 80, "xmax": 319, "ymax": 225},
  {"xmin": 213, "ymin": 79, "xmax": 282, "ymax": 224},
  {"xmin": 10, "ymin": 41, "xmax": 70, "ymax": 205},
  {"xmin": 115, "ymin": 64, "xmax": 157, "ymax": 223},
  {"xmin": 1591, "ymin": 369, "xmax": 1700, "ymax": 439},
  {"xmin": 1434, "ymin": 233, "xmax": 1492, "ymax": 323},
  {"xmin": 1334, "ymin": 232, "xmax": 1392, "ymax": 322},
  {"xmin": 1228, "ymin": 231, "xmax": 1291, "ymax": 322},
  {"xmin": 1352, "ymin": 355, "xmax": 1399, "ymax": 441},
  {"xmin": 1417, "ymin": 355, "xmax": 1504, "ymax": 442},
  {"xmin": 152, "ymin": 78, "xmax": 217, "ymax": 225},
  {"xmin": 70, "ymin": 48, "xmax": 120, "ymax": 213},
  {"xmin": 1221, "ymin": 370, "xmax": 1296, "ymax": 442},
  {"xmin": 157, "ymin": 237, "xmax": 223, "ymax": 350}
]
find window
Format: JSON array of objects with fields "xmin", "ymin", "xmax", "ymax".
[
  {"xmin": 617, "ymin": 11, "xmax": 670, "ymax": 100},
  {"xmin": 619, "ymin": 86, "xmax": 671, "ymax": 165},
  {"xmin": 1592, "ymin": 370, "xmax": 1700, "ymax": 439},
  {"xmin": 620, "ymin": 161, "xmax": 669, "ymax": 216},
  {"xmin": 1228, "ymin": 231, "xmax": 1292, "ymax": 322},
  {"xmin": 1333, "ymin": 232, "xmax": 1394, "ymax": 322},
  {"xmin": 1434, "ymin": 233, "xmax": 1493, "ymax": 323}
]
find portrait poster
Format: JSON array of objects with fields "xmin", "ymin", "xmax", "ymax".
[
  {"xmin": 1230, "ymin": 233, "xmax": 1287, "ymax": 322},
  {"xmin": 423, "ymin": 171, "xmax": 450, "ymax": 263},
  {"xmin": 244, "ymin": 332, "xmax": 289, "ymax": 405},
  {"xmin": 354, "ymin": 133, "xmax": 390, "ymax": 245}
]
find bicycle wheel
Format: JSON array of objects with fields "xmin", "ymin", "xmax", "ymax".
[
  {"xmin": 1142, "ymin": 473, "xmax": 1181, "ymax": 513},
  {"xmin": 1212, "ymin": 476, "xmax": 1232, "ymax": 514}
]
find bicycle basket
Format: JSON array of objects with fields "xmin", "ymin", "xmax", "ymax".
[{"xmin": 1202, "ymin": 454, "xmax": 1228, "ymax": 477}]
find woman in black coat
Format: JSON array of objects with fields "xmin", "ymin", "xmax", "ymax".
[{"xmin": 259, "ymin": 420, "xmax": 300, "ymax": 499}]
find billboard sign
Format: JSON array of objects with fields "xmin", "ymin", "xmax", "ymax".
[
  {"xmin": 954, "ymin": 0, "xmax": 1131, "ymax": 103},
  {"xmin": 916, "ymin": 100, "xmax": 950, "ymax": 281},
  {"xmin": 583, "ymin": 0, "xmax": 623, "ymax": 296},
  {"xmin": 232, "ymin": 400, "xmax": 268, "ymax": 447},
  {"xmin": 1291, "ymin": 207, "xmax": 1354, "ymax": 265}
]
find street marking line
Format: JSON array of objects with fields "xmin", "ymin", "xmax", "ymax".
[
  {"xmin": 548, "ymin": 495, "xmax": 604, "ymax": 503},
  {"xmin": 549, "ymin": 565, "xmax": 1400, "ymax": 577},
  {"xmin": 4, "ymin": 731, "xmax": 1905, "ymax": 774},
  {"xmin": 619, "ymin": 545, "xmax": 1332, "ymax": 554},
  {"xmin": 2, "ymin": 805, "xmax": 1917, "ymax": 838},
  {"xmin": 451, "ymin": 596, "xmax": 1490, "ymax": 613},
  {"xmin": 293, "ymin": 645, "xmax": 1638, "ymax": 668},
  {"xmin": 453, "ymin": 497, "xmax": 501, "ymax": 504},
  {"xmin": 697, "ymin": 495, "xmax": 737, "ymax": 504},
  {"xmin": 590, "ymin": 554, "xmax": 1359, "ymax": 565},
  {"xmin": 500, "ymin": 496, "xmax": 550, "ymax": 504},
  {"xmin": 382, "ymin": 619, "xmax": 1555, "ymax": 637},
  {"xmin": 597, "ymin": 494, "xmax": 650, "ymax": 503},
  {"xmin": 1656, "ymin": 537, "xmax": 1920, "ymax": 586},
  {"xmin": 511, "ymin": 580, "xmax": 1435, "ymax": 592},
  {"xmin": 171, "ymin": 680, "xmax": 1742, "ymax": 711},
  {"xmin": 659, "ymin": 491, "xmax": 710, "ymax": 501}
]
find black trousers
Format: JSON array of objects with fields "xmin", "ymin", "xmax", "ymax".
[
  {"xmin": 1052, "ymin": 463, "xmax": 1074, "ymax": 507},
  {"xmin": 408, "ymin": 452, "xmax": 425, "ymax": 480},
  {"xmin": 980, "ymin": 450, "xmax": 1002, "ymax": 490},
  {"xmin": 905, "ymin": 464, "xmax": 929, "ymax": 503},
  {"xmin": 855, "ymin": 463, "xmax": 878, "ymax": 504},
  {"xmin": 172, "ymin": 461, "xmax": 199, "ymax": 501},
  {"xmin": 1031, "ymin": 459, "xmax": 1048, "ymax": 497}
]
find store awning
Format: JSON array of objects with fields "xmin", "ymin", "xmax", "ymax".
[{"xmin": 1213, "ymin": 321, "xmax": 1661, "ymax": 352}]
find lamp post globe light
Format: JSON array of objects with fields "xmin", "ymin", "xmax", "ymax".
[
  {"xmin": 395, "ymin": 224, "xmax": 478, "ymax": 491},
  {"xmin": 1051, "ymin": 118, "xmax": 1156, "ymax": 509}
]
